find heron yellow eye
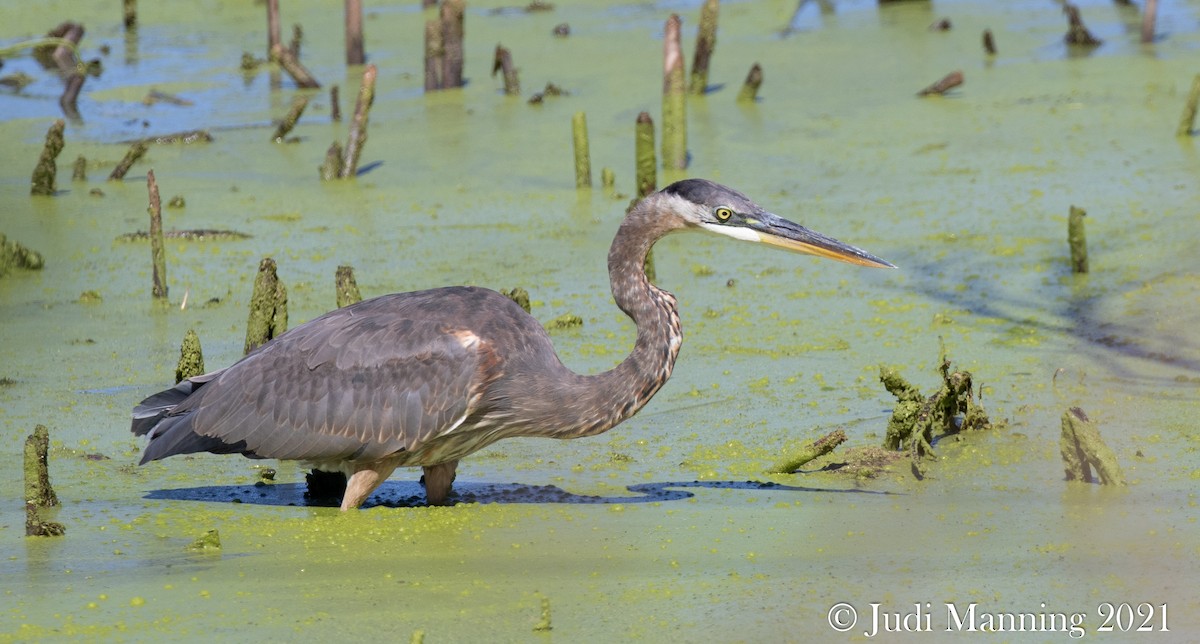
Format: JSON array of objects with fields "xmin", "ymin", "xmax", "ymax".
[{"xmin": 714, "ymin": 207, "xmax": 733, "ymax": 222}]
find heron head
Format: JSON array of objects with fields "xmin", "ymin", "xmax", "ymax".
[{"xmin": 657, "ymin": 178, "xmax": 896, "ymax": 269}]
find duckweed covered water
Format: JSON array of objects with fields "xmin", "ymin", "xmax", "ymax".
[{"xmin": 2, "ymin": 1, "xmax": 1199, "ymax": 640}]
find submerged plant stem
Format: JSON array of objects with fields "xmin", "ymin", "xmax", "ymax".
[{"xmin": 767, "ymin": 429, "xmax": 847, "ymax": 474}]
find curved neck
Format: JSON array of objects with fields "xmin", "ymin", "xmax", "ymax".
[{"xmin": 552, "ymin": 198, "xmax": 686, "ymax": 438}]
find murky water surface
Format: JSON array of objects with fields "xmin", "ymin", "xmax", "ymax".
[{"xmin": 2, "ymin": 1, "xmax": 1199, "ymax": 641}]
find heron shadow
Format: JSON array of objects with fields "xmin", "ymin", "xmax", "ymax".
[{"xmin": 143, "ymin": 477, "xmax": 894, "ymax": 509}]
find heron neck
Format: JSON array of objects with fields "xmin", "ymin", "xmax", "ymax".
[{"xmin": 558, "ymin": 200, "xmax": 684, "ymax": 438}]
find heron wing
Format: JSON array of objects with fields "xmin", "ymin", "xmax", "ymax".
[{"xmin": 141, "ymin": 309, "xmax": 501, "ymax": 464}]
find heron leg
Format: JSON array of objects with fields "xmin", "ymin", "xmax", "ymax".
[
  {"xmin": 341, "ymin": 460, "xmax": 401, "ymax": 511},
  {"xmin": 421, "ymin": 460, "xmax": 459, "ymax": 506}
]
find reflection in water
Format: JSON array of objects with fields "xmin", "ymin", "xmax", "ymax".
[{"xmin": 145, "ymin": 478, "xmax": 894, "ymax": 509}]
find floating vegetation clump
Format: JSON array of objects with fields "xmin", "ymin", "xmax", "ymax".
[{"xmin": 880, "ymin": 344, "xmax": 995, "ymax": 478}]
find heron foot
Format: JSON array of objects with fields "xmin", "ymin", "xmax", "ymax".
[
  {"xmin": 341, "ymin": 459, "xmax": 401, "ymax": 511},
  {"xmin": 420, "ymin": 460, "xmax": 459, "ymax": 506}
]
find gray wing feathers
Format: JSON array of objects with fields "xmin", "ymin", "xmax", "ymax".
[{"xmin": 137, "ymin": 308, "xmax": 498, "ymax": 463}]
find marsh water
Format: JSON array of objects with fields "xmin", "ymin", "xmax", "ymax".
[{"xmin": 2, "ymin": 0, "xmax": 1199, "ymax": 641}]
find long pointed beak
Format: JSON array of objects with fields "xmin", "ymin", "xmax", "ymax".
[{"xmin": 746, "ymin": 212, "xmax": 896, "ymax": 269}]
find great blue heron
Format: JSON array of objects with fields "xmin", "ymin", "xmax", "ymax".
[{"xmin": 132, "ymin": 179, "xmax": 893, "ymax": 510}]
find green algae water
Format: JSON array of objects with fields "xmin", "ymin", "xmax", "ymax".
[{"xmin": 2, "ymin": 1, "xmax": 1199, "ymax": 640}]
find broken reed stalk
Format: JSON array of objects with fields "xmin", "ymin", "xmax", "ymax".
[
  {"xmin": 983, "ymin": 29, "xmax": 996, "ymax": 55},
  {"xmin": 1064, "ymin": 4, "xmax": 1102, "ymax": 47},
  {"xmin": 108, "ymin": 141, "xmax": 148, "ymax": 181},
  {"xmin": 124, "ymin": 0, "xmax": 137, "ymax": 29},
  {"xmin": 572, "ymin": 111, "xmax": 591, "ymax": 188},
  {"xmin": 767, "ymin": 429, "xmax": 847, "ymax": 474},
  {"xmin": 635, "ymin": 111, "xmax": 656, "ymax": 199},
  {"xmin": 270, "ymin": 43, "xmax": 321, "ymax": 89},
  {"xmin": 267, "ymin": 0, "xmax": 282, "ymax": 55},
  {"xmin": 244, "ymin": 257, "xmax": 288, "ymax": 354},
  {"xmin": 147, "ymin": 170, "xmax": 168, "ymax": 299},
  {"xmin": 601, "ymin": 168, "xmax": 614, "ymax": 190},
  {"xmin": 336, "ymin": 265, "xmax": 363, "ymax": 307},
  {"xmin": 736, "ymin": 63, "xmax": 762, "ymax": 102},
  {"xmin": 46, "ymin": 23, "xmax": 86, "ymax": 118},
  {"xmin": 60, "ymin": 73, "xmax": 85, "ymax": 119},
  {"xmin": 1068, "ymin": 205, "xmax": 1088, "ymax": 274},
  {"xmin": 661, "ymin": 14, "xmax": 687, "ymax": 171},
  {"xmin": 441, "ymin": 0, "xmax": 466, "ymax": 89},
  {"xmin": 1176, "ymin": 74, "xmax": 1200, "ymax": 137},
  {"xmin": 689, "ymin": 0, "xmax": 719, "ymax": 95},
  {"xmin": 289, "ymin": 24, "xmax": 304, "ymax": 59},
  {"xmin": 917, "ymin": 70, "xmax": 963, "ymax": 97},
  {"xmin": 631, "ymin": 112, "xmax": 658, "ymax": 282},
  {"xmin": 1141, "ymin": 0, "xmax": 1157, "ymax": 44},
  {"xmin": 30, "ymin": 119, "xmax": 66, "ymax": 196},
  {"xmin": 492, "ymin": 44, "xmax": 520, "ymax": 96},
  {"xmin": 24, "ymin": 425, "xmax": 59, "ymax": 509},
  {"xmin": 25, "ymin": 424, "xmax": 65, "ymax": 537},
  {"xmin": 175, "ymin": 329, "xmax": 205, "ymax": 383},
  {"xmin": 330, "ymin": 85, "xmax": 342, "ymax": 121},
  {"xmin": 346, "ymin": 0, "xmax": 365, "ymax": 65},
  {"xmin": 424, "ymin": 18, "xmax": 444, "ymax": 91},
  {"xmin": 72, "ymin": 155, "xmax": 87, "ymax": 181},
  {"xmin": 1060, "ymin": 407, "xmax": 1124, "ymax": 485},
  {"xmin": 340, "ymin": 63, "xmax": 377, "ymax": 178},
  {"xmin": 271, "ymin": 95, "xmax": 310, "ymax": 142}
]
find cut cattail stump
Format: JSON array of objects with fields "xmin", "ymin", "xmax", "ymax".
[
  {"xmin": 30, "ymin": 119, "xmax": 65, "ymax": 196},
  {"xmin": 1141, "ymin": 0, "xmax": 1157, "ymax": 44},
  {"xmin": 689, "ymin": 0, "xmax": 719, "ymax": 95},
  {"xmin": 634, "ymin": 111, "xmax": 656, "ymax": 199},
  {"xmin": 270, "ymin": 43, "xmax": 321, "ymax": 89},
  {"xmin": 983, "ymin": 29, "xmax": 996, "ymax": 55},
  {"xmin": 346, "ymin": 0, "xmax": 365, "ymax": 65},
  {"xmin": 271, "ymin": 94, "xmax": 310, "ymax": 142},
  {"xmin": 320, "ymin": 141, "xmax": 344, "ymax": 181},
  {"xmin": 572, "ymin": 111, "xmax": 591, "ymax": 188},
  {"xmin": 917, "ymin": 70, "xmax": 963, "ymax": 97},
  {"xmin": 661, "ymin": 14, "xmax": 687, "ymax": 171},
  {"xmin": 147, "ymin": 170, "xmax": 168, "ymax": 299},
  {"xmin": 1068, "ymin": 205, "xmax": 1088, "ymax": 274},
  {"xmin": 340, "ymin": 63, "xmax": 377, "ymax": 178},
  {"xmin": 330, "ymin": 85, "xmax": 342, "ymax": 121},
  {"xmin": 266, "ymin": 0, "xmax": 282, "ymax": 55},
  {"xmin": 736, "ymin": 63, "xmax": 763, "ymax": 102},
  {"xmin": 1176, "ymin": 74, "xmax": 1200, "ymax": 137},
  {"xmin": 1063, "ymin": 4, "xmax": 1102, "ymax": 47},
  {"xmin": 124, "ymin": 0, "xmax": 137, "ymax": 29},
  {"xmin": 108, "ymin": 141, "xmax": 148, "ymax": 181},
  {"xmin": 244, "ymin": 257, "xmax": 288, "ymax": 355},
  {"xmin": 500, "ymin": 287, "xmax": 530, "ymax": 314},
  {"xmin": 175, "ymin": 329, "xmax": 205, "ymax": 383},
  {"xmin": 25, "ymin": 424, "xmax": 65, "ymax": 537},
  {"xmin": 441, "ymin": 0, "xmax": 465, "ymax": 89},
  {"xmin": 601, "ymin": 168, "xmax": 614, "ymax": 190},
  {"xmin": 336, "ymin": 265, "xmax": 363, "ymax": 307},
  {"xmin": 492, "ymin": 44, "xmax": 520, "ymax": 96},
  {"xmin": 424, "ymin": 17, "xmax": 444, "ymax": 91}
]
